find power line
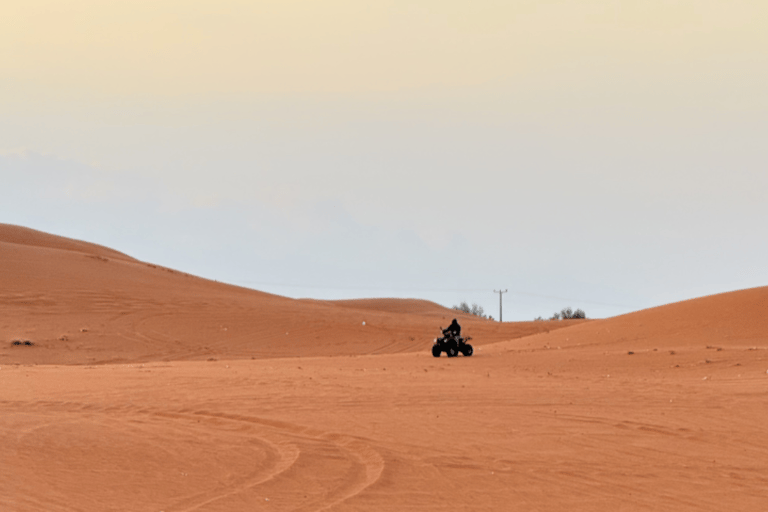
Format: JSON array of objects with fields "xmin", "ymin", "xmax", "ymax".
[
  {"xmin": 237, "ymin": 281, "xmax": 491, "ymax": 293},
  {"xmin": 234, "ymin": 280, "xmax": 634, "ymax": 308}
]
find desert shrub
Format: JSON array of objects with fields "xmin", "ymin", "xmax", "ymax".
[
  {"xmin": 549, "ymin": 307, "xmax": 586, "ymax": 320},
  {"xmin": 453, "ymin": 301, "xmax": 486, "ymax": 318},
  {"xmin": 453, "ymin": 301, "xmax": 470, "ymax": 314}
]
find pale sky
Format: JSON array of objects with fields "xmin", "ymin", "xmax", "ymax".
[{"xmin": 2, "ymin": 1, "xmax": 767, "ymax": 320}]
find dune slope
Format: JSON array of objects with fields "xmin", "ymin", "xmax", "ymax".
[
  {"xmin": 488, "ymin": 285, "xmax": 768, "ymax": 357},
  {"xmin": 0, "ymin": 224, "xmax": 136, "ymax": 261}
]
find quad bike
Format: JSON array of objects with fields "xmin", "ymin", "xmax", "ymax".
[{"xmin": 432, "ymin": 328, "xmax": 473, "ymax": 357}]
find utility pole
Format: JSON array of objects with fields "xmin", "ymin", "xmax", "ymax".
[{"xmin": 494, "ymin": 289, "xmax": 508, "ymax": 322}]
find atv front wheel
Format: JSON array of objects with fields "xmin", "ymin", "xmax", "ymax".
[
  {"xmin": 461, "ymin": 344, "xmax": 473, "ymax": 357},
  {"xmin": 431, "ymin": 345, "xmax": 442, "ymax": 357},
  {"xmin": 446, "ymin": 345, "xmax": 458, "ymax": 357}
]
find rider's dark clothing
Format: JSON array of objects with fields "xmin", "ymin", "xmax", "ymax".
[{"xmin": 444, "ymin": 319, "xmax": 461, "ymax": 338}]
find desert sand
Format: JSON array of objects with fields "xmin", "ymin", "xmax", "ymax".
[{"xmin": 2, "ymin": 224, "xmax": 767, "ymax": 511}]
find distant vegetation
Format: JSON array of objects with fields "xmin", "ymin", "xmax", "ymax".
[
  {"xmin": 452, "ymin": 301, "xmax": 489, "ymax": 319},
  {"xmin": 534, "ymin": 307, "xmax": 586, "ymax": 321}
]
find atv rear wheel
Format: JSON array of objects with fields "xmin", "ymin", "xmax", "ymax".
[{"xmin": 431, "ymin": 345, "xmax": 441, "ymax": 357}]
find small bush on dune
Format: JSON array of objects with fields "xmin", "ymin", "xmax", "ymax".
[
  {"xmin": 453, "ymin": 301, "xmax": 487, "ymax": 318},
  {"xmin": 546, "ymin": 307, "xmax": 586, "ymax": 321}
]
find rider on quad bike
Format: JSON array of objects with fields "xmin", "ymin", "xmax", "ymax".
[{"xmin": 432, "ymin": 318, "xmax": 473, "ymax": 357}]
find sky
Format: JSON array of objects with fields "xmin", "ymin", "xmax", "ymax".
[{"xmin": 2, "ymin": 0, "xmax": 767, "ymax": 320}]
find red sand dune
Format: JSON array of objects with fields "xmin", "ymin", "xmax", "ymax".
[
  {"xmin": 0, "ymin": 225, "xmax": 567, "ymax": 365},
  {"xmin": 2, "ymin": 224, "xmax": 767, "ymax": 511}
]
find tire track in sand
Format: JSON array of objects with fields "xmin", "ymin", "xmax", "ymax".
[
  {"xmin": 0, "ymin": 400, "xmax": 385, "ymax": 512},
  {"xmin": 184, "ymin": 410, "xmax": 385, "ymax": 512}
]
